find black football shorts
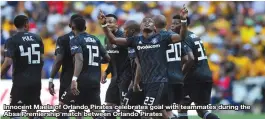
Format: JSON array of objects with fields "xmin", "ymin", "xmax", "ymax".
[
  {"xmin": 105, "ymin": 78, "xmax": 120, "ymax": 105},
  {"xmin": 183, "ymin": 82, "xmax": 212, "ymax": 105},
  {"xmin": 10, "ymin": 83, "xmax": 41, "ymax": 113}
]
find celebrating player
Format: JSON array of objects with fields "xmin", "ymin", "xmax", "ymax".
[
  {"xmin": 61, "ymin": 17, "xmax": 110, "ymax": 119},
  {"xmin": 100, "ymin": 13, "xmax": 132, "ymax": 119},
  {"xmin": 172, "ymin": 15, "xmax": 220, "ymax": 119},
  {"xmin": 1, "ymin": 15, "xmax": 44, "ymax": 119},
  {"xmin": 98, "ymin": 5, "xmax": 188, "ymax": 119}
]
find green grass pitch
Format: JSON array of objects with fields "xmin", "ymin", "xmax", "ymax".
[{"xmin": 1, "ymin": 113, "xmax": 265, "ymax": 119}]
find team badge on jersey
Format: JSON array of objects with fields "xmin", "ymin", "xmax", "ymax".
[
  {"xmin": 69, "ymin": 35, "xmax": 74, "ymax": 40},
  {"xmin": 112, "ymin": 44, "xmax": 117, "ymax": 48},
  {"xmin": 151, "ymin": 38, "xmax": 158, "ymax": 44}
]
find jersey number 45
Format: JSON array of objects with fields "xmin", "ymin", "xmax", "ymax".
[{"xmin": 19, "ymin": 44, "xmax": 40, "ymax": 64}]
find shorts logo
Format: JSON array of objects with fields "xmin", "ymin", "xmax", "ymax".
[
  {"xmin": 139, "ymin": 41, "xmax": 143, "ymax": 44},
  {"xmin": 17, "ymin": 100, "xmax": 23, "ymax": 104}
]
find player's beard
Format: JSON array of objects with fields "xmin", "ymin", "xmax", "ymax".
[{"xmin": 143, "ymin": 28, "xmax": 153, "ymax": 33}]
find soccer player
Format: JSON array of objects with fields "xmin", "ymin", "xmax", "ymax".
[
  {"xmin": 170, "ymin": 15, "xmax": 220, "ymax": 119},
  {"xmin": 152, "ymin": 15, "xmax": 195, "ymax": 119},
  {"xmin": 1, "ymin": 15, "xmax": 44, "ymax": 119},
  {"xmin": 62, "ymin": 17, "xmax": 110, "ymax": 119},
  {"xmin": 118, "ymin": 20, "xmax": 144, "ymax": 119},
  {"xmin": 100, "ymin": 14, "xmax": 132, "ymax": 119},
  {"xmin": 98, "ymin": 5, "xmax": 188, "ymax": 118},
  {"xmin": 48, "ymin": 14, "xmax": 83, "ymax": 119}
]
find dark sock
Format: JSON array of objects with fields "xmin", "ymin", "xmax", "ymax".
[
  {"xmin": 178, "ymin": 113, "xmax": 188, "ymax": 119},
  {"xmin": 205, "ymin": 113, "xmax": 220, "ymax": 119}
]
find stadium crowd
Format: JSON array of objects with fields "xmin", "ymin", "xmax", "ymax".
[{"xmin": 1, "ymin": 1, "xmax": 265, "ymax": 113}]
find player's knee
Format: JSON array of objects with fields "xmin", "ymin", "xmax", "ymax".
[{"xmin": 196, "ymin": 109, "xmax": 207, "ymax": 118}]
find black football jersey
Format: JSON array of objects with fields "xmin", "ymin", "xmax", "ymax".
[
  {"xmin": 4, "ymin": 32, "xmax": 44, "ymax": 87},
  {"xmin": 127, "ymin": 31, "xmax": 172, "ymax": 84},
  {"xmin": 70, "ymin": 32, "xmax": 107, "ymax": 87},
  {"xmin": 105, "ymin": 29, "xmax": 132, "ymax": 82},
  {"xmin": 183, "ymin": 31, "xmax": 212, "ymax": 83},
  {"xmin": 55, "ymin": 31, "xmax": 75, "ymax": 87}
]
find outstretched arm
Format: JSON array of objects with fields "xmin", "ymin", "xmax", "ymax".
[
  {"xmin": 98, "ymin": 10, "xmax": 130, "ymax": 46},
  {"xmin": 171, "ymin": 5, "xmax": 189, "ymax": 43}
]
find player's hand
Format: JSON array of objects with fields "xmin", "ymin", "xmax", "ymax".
[
  {"xmin": 71, "ymin": 80, "xmax": 80, "ymax": 95},
  {"xmin": 97, "ymin": 9, "xmax": 106, "ymax": 25},
  {"xmin": 48, "ymin": 82, "xmax": 55, "ymax": 96},
  {"xmin": 180, "ymin": 4, "xmax": 188, "ymax": 20},
  {"xmin": 133, "ymin": 84, "xmax": 142, "ymax": 92},
  {"xmin": 101, "ymin": 72, "xmax": 107, "ymax": 84}
]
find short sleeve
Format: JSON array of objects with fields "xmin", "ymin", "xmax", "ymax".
[
  {"xmin": 181, "ymin": 42, "xmax": 192, "ymax": 57},
  {"xmin": 55, "ymin": 37, "xmax": 64, "ymax": 55},
  {"xmin": 70, "ymin": 37, "xmax": 83, "ymax": 55},
  {"xmin": 4, "ymin": 38, "xmax": 16, "ymax": 58},
  {"xmin": 97, "ymin": 40, "xmax": 107, "ymax": 57},
  {"xmin": 161, "ymin": 31, "xmax": 173, "ymax": 43}
]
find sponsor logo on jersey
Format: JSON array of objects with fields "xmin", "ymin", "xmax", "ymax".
[
  {"xmin": 107, "ymin": 50, "xmax": 119, "ymax": 54},
  {"xmin": 137, "ymin": 44, "xmax": 160, "ymax": 50}
]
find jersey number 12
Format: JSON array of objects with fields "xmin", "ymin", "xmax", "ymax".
[
  {"xmin": 86, "ymin": 45, "xmax": 99, "ymax": 66},
  {"xmin": 19, "ymin": 44, "xmax": 40, "ymax": 64}
]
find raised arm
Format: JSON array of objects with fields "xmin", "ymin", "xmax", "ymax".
[
  {"xmin": 98, "ymin": 10, "xmax": 130, "ymax": 46},
  {"xmin": 171, "ymin": 5, "xmax": 189, "ymax": 43}
]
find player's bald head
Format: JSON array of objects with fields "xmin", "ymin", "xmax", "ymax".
[
  {"xmin": 152, "ymin": 14, "xmax": 167, "ymax": 29},
  {"xmin": 124, "ymin": 20, "xmax": 140, "ymax": 33},
  {"xmin": 123, "ymin": 20, "xmax": 140, "ymax": 37}
]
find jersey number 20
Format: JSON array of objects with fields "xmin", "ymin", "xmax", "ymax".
[
  {"xmin": 19, "ymin": 44, "xmax": 40, "ymax": 64},
  {"xmin": 166, "ymin": 43, "xmax": 181, "ymax": 62},
  {"xmin": 86, "ymin": 45, "xmax": 99, "ymax": 66}
]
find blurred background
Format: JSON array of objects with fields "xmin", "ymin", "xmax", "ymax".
[{"xmin": 1, "ymin": 1, "xmax": 265, "ymax": 117}]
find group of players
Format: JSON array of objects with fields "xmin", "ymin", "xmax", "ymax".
[{"xmin": 1, "ymin": 5, "xmax": 221, "ymax": 119}]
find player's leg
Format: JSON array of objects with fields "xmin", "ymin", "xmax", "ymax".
[
  {"xmin": 167, "ymin": 84, "xmax": 183, "ymax": 119},
  {"xmin": 58, "ymin": 86, "xmax": 73, "ymax": 119},
  {"xmin": 178, "ymin": 83, "xmax": 192, "ymax": 119},
  {"xmin": 190, "ymin": 82, "xmax": 220, "ymax": 119},
  {"xmin": 85, "ymin": 87, "xmax": 105, "ymax": 119},
  {"xmin": 142, "ymin": 83, "xmax": 169, "ymax": 119},
  {"xmin": 121, "ymin": 83, "xmax": 144, "ymax": 119},
  {"xmin": 9, "ymin": 86, "xmax": 24, "ymax": 119},
  {"xmin": 24, "ymin": 84, "xmax": 43, "ymax": 119},
  {"xmin": 105, "ymin": 79, "xmax": 120, "ymax": 119}
]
